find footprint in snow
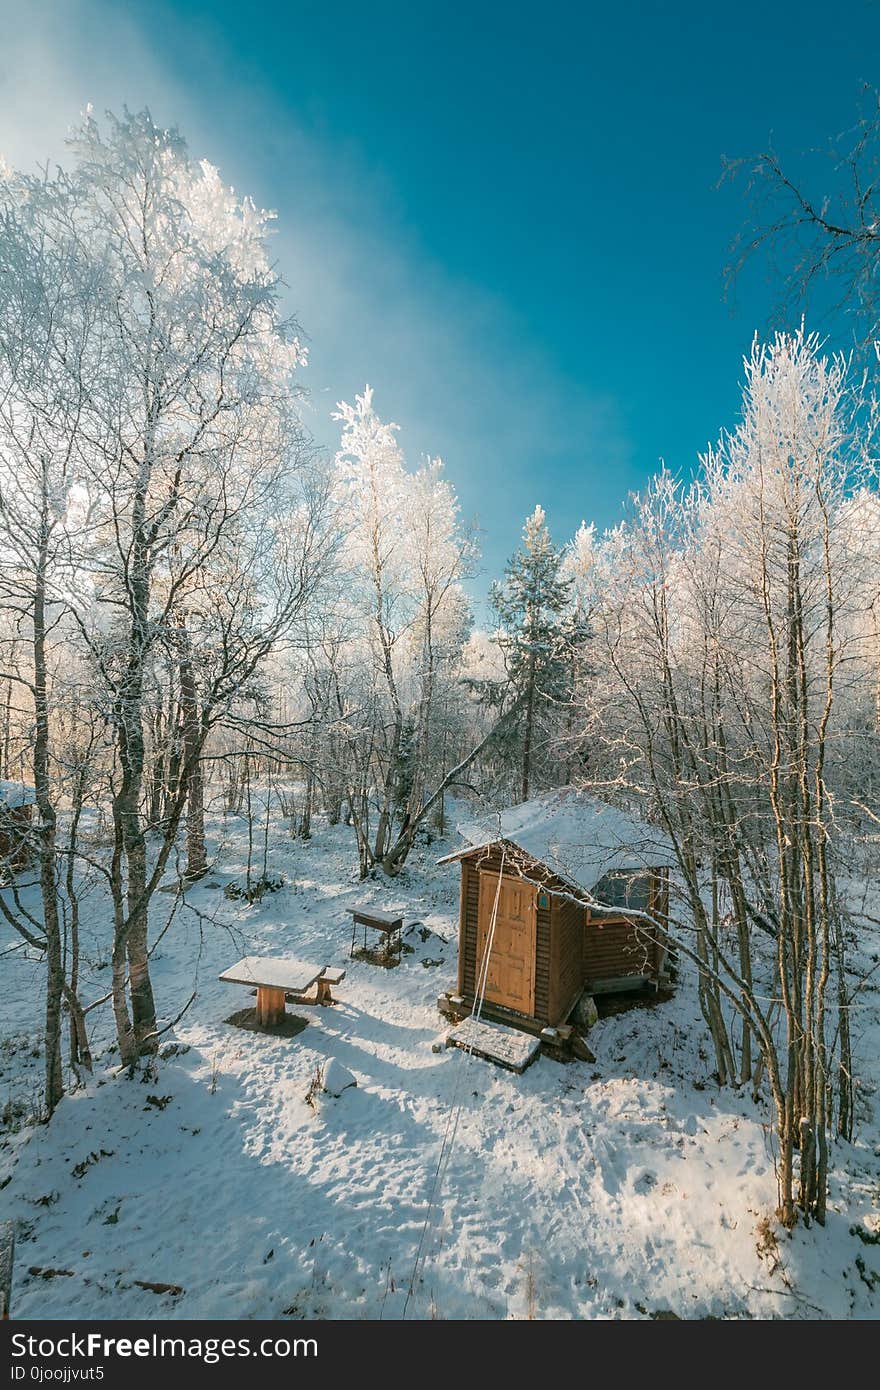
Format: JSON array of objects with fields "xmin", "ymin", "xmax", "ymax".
[
  {"xmin": 595, "ymin": 1141, "xmax": 626, "ymax": 1198},
  {"xmin": 633, "ymin": 1169, "xmax": 657, "ymax": 1195}
]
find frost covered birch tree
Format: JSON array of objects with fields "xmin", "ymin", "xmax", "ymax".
[
  {"xmin": 65, "ymin": 111, "xmax": 328, "ymax": 1062},
  {"xmin": 327, "ymin": 388, "xmax": 488, "ymax": 875},
  {"xmin": 582, "ymin": 330, "xmax": 872, "ymax": 1224},
  {"xmin": 0, "ymin": 110, "xmax": 329, "ymax": 1086},
  {"xmin": 0, "ymin": 161, "xmax": 101, "ymax": 1111}
]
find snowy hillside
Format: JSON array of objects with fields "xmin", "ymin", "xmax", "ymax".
[{"xmin": 2, "ymin": 810, "xmax": 877, "ymax": 1321}]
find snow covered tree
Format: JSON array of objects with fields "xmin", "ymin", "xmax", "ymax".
[
  {"xmin": 582, "ymin": 330, "xmax": 873, "ymax": 1225},
  {"xmin": 327, "ymin": 389, "xmax": 479, "ymax": 874},
  {"xmin": 0, "ymin": 110, "xmax": 329, "ymax": 1080},
  {"xmin": 331, "ymin": 387, "xmax": 412, "ymax": 869},
  {"xmin": 488, "ymin": 505, "xmax": 576, "ymax": 801},
  {"xmin": 61, "ymin": 111, "xmax": 319, "ymax": 1062},
  {"xmin": 0, "ymin": 159, "xmax": 99, "ymax": 1112}
]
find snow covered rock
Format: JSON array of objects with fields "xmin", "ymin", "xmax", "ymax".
[
  {"xmin": 322, "ymin": 1060, "xmax": 357, "ymax": 1097},
  {"xmin": 572, "ymin": 993, "xmax": 599, "ymax": 1031}
]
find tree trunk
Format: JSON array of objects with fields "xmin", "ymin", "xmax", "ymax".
[
  {"xmin": 522, "ymin": 652, "xmax": 536, "ymax": 802},
  {"xmin": 65, "ymin": 768, "xmax": 92, "ymax": 1072},
  {"xmin": 32, "ymin": 469, "xmax": 63, "ymax": 1116},
  {"xmin": 178, "ymin": 623, "xmax": 207, "ymax": 881},
  {"xmin": 111, "ymin": 474, "xmax": 157, "ymax": 1058}
]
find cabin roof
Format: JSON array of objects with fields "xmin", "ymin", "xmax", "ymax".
[
  {"xmin": 0, "ymin": 780, "xmax": 36, "ymax": 811},
  {"xmin": 437, "ymin": 787, "xmax": 675, "ymax": 897}
]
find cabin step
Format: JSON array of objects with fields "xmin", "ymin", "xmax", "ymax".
[{"xmin": 445, "ymin": 1016, "xmax": 542, "ymax": 1073}]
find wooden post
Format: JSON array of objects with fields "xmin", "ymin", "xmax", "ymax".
[
  {"xmin": 316, "ymin": 978, "xmax": 333, "ymax": 1006},
  {"xmin": 0, "ymin": 1221, "xmax": 13, "ymax": 1320},
  {"xmin": 256, "ymin": 986, "xmax": 286, "ymax": 1026}
]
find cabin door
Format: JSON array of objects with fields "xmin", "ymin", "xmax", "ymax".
[{"xmin": 476, "ymin": 872, "xmax": 537, "ymax": 1016}]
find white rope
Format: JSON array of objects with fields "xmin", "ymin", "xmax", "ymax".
[{"xmin": 402, "ymin": 847, "xmax": 507, "ymax": 1317}]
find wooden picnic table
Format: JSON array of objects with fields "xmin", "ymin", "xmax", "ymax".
[
  {"xmin": 219, "ymin": 956, "xmax": 345, "ymax": 1026},
  {"xmin": 349, "ymin": 906, "xmax": 405, "ymax": 961}
]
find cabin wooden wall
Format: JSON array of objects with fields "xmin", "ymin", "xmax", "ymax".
[
  {"xmin": 549, "ymin": 895, "xmax": 583, "ymax": 1024},
  {"xmin": 457, "ymin": 859, "xmax": 479, "ymax": 998},
  {"xmin": 581, "ymin": 916, "xmax": 654, "ymax": 985},
  {"xmin": 581, "ymin": 871, "xmax": 667, "ymax": 986}
]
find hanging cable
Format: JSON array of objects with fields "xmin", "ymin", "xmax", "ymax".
[{"xmin": 402, "ymin": 846, "xmax": 507, "ymax": 1317}]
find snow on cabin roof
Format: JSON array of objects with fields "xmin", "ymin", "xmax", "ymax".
[
  {"xmin": 438, "ymin": 788, "xmax": 675, "ymax": 897},
  {"xmin": 0, "ymin": 780, "xmax": 36, "ymax": 811}
]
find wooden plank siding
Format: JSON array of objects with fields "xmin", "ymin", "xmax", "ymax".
[
  {"xmin": 582, "ymin": 870, "xmax": 668, "ymax": 986},
  {"xmin": 582, "ymin": 917, "xmax": 654, "ymax": 984},
  {"xmin": 458, "ymin": 859, "xmax": 480, "ymax": 997},
  {"xmin": 548, "ymin": 894, "xmax": 584, "ymax": 1024}
]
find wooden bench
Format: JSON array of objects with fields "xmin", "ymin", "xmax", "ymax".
[
  {"xmin": 219, "ymin": 956, "xmax": 346, "ymax": 1026},
  {"xmin": 317, "ymin": 965, "xmax": 346, "ymax": 1006},
  {"xmin": 349, "ymin": 907, "xmax": 405, "ymax": 961}
]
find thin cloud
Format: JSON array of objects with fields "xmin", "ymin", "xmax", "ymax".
[{"xmin": 0, "ymin": 0, "xmax": 633, "ymax": 597}]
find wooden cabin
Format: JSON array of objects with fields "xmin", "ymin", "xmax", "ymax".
[
  {"xmin": 439, "ymin": 789, "xmax": 675, "ymax": 1035},
  {"xmin": 0, "ymin": 781, "xmax": 35, "ymax": 874}
]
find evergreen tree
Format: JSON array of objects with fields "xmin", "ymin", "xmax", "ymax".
[{"xmin": 490, "ymin": 505, "xmax": 575, "ymax": 800}]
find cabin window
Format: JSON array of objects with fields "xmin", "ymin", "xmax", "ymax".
[{"xmin": 593, "ymin": 871, "xmax": 652, "ymax": 913}]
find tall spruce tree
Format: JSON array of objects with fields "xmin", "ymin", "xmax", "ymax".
[{"xmin": 490, "ymin": 505, "xmax": 574, "ymax": 800}]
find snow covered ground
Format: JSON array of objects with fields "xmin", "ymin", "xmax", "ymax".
[{"xmin": 1, "ymin": 803, "xmax": 878, "ymax": 1320}]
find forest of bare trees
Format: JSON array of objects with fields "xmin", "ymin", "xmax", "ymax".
[{"xmin": 2, "ymin": 107, "xmax": 879, "ymax": 1236}]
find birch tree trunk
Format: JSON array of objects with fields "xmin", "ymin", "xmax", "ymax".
[
  {"xmin": 178, "ymin": 623, "xmax": 207, "ymax": 881},
  {"xmin": 111, "ymin": 463, "xmax": 157, "ymax": 1060},
  {"xmin": 32, "ymin": 459, "xmax": 64, "ymax": 1114}
]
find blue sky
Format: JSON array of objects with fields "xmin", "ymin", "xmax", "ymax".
[{"xmin": 1, "ymin": 1, "xmax": 878, "ymax": 604}]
